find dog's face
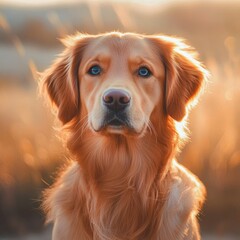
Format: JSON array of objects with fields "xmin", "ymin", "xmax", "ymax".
[
  {"xmin": 42, "ymin": 32, "xmax": 207, "ymax": 137},
  {"xmin": 79, "ymin": 34, "xmax": 164, "ymax": 135}
]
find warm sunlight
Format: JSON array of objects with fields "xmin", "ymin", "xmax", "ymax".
[{"xmin": 0, "ymin": 0, "xmax": 240, "ymax": 239}]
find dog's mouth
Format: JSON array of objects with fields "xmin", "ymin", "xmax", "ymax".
[
  {"xmin": 103, "ymin": 114, "xmax": 130, "ymax": 130},
  {"xmin": 107, "ymin": 117, "xmax": 126, "ymax": 127},
  {"xmin": 91, "ymin": 110, "xmax": 146, "ymax": 136},
  {"xmin": 93, "ymin": 111, "xmax": 135, "ymax": 134}
]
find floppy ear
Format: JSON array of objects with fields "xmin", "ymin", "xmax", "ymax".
[
  {"xmin": 40, "ymin": 34, "xmax": 90, "ymax": 124},
  {"xmin": 150, "ymin": 36, "xmax": 208, "ymax": 121}
]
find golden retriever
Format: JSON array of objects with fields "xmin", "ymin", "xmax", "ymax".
[{"xmin": 41, "ymin": 32, "xmax": 208, "ymax": 240}]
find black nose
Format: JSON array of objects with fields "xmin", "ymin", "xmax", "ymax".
[{"xmin": 102, "ymin": 89, "xmax": 131, "ymax": 111}]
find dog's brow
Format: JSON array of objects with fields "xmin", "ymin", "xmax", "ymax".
[
  {"xmin": 88, "ymin": 54, "xmax": 110, "ymax": 62},
  {"xmin": 129, "ymin": 56, "xmax": 156, "ymax": 64},
  {"xmin": 81, "ymin": 53, "xmax": 111, "ymax": 69}
]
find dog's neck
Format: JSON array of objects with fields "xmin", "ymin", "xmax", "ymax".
[
  {"xmin": 66, "ymin": 117, "xmax": 178, "ymax": 239},
  {"xmin": 68, "ymin": 117, "xmax": 177, "ymax": 190}
]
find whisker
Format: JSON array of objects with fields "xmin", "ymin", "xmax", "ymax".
[
  {"xmin": 71, "ymin": 122, "xmax": 87, "ymax": 146},
  {"xmin": 75, "ymin": 114, "xmax": 89, "ymax": 129},
  {"xmin": 80, "ymin": 117, "xmax": 90, "ymax": 137},
  {"xmin": 146, "ymin": 120, "xmax": 152, "ymax": 135},
  {"xmin": 149, "ymin": 121, "xmax": 157, "ymax": 138},
  {"xmin": 145, "ymin": 118, "xmax": 158, "ymax": 143},
  {"xmin": 70, "ymin": 113, "xmax": 90, "ymax": 145}
]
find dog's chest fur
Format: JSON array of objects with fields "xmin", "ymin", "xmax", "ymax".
[{"xmin": 46, "ymin": 159, "xmax": 204, "ymax": 240}]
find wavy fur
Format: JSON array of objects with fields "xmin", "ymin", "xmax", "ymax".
[{"xmin": 41, "ymin": 32, "xmax": 207, "ymax": 240}]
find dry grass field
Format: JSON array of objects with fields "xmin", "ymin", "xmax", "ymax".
[{"xmin": 0, "ymin": 0, "xmax": 240, "ymax": 238}]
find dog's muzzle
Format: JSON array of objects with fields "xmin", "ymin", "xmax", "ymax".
[{"xmin": 102, "ymin": 89, "xmax": 131, "ymax": 128}]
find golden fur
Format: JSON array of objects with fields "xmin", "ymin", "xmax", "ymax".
[{"xmin": 41, "ymin": 32, "xmax": 208, "ymax": 240}]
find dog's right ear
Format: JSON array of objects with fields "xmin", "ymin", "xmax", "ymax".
[{"xmin": 40, "ymin": 34, "xmax": 91, "ymax": 124}]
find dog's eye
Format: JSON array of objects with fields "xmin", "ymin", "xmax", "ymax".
[
  {"xmin": 138, "ymin": 67, "xmax": 152, "ymax": 78},
  {"xmin": 88, "ymin": 65, "xmax": 102, "ymax": 76}
]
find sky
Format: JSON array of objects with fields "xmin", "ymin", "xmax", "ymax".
[{"xmin": 0, "ymin": 0, "xmax": 195, "ymax": 7}]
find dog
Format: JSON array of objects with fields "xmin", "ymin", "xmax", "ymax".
[{"xmin": 41, "ymin": 32, "xmax": 208, "ymax": 240}]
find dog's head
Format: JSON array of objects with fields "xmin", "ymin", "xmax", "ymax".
[{"xmin": 41, "ymin": 32, "xmax": 207, "ymax": 137}]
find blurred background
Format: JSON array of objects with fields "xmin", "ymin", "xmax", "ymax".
[{"xmin": 0, "ymin": 0, "xmax": 240, "ymax": 239}]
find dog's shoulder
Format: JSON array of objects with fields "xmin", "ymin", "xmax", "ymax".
[
  {"xmin": 169, "ymin": 160, "xmax": 206, "ymax": 214},
  {"xmin": 158, "ymin": 160, "xmax": 206, "ymax": 239},
  {"xmin": 171, "ymin": 160, "xmax": 206, "ymax": 212},
  {"xmin": 43, "ymin": 161, "xmax": 83, "ymax": 222}
]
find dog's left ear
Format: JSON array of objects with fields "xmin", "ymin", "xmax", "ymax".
[
  {"xmin": 40, "ymin": 34, "xmax": 91, "ymax": 124},
  {"xmin": 150, "ymin": 36, "xmax": 208, "ymax": 121}
]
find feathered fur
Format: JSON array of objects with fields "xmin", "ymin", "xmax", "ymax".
[{"xmin": 41, "ymin": 32, "xmax": 207, "ymax": 240}]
